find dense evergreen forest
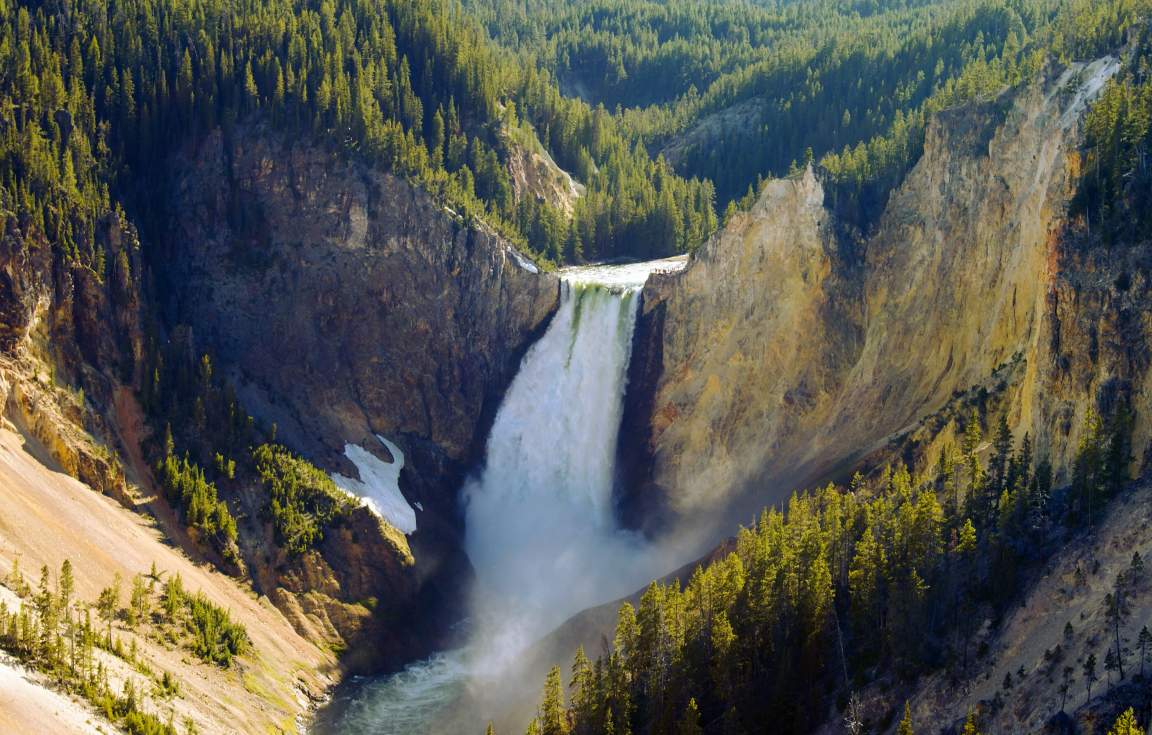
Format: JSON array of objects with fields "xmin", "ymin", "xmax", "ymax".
[
  {"xmin": 1, "ymin": 0, "xmax": 1141, "ymax": 274},
  {"xmin": 467, "ymin": 0, "xmax": 1147, "ymax": 225},
  {"xmin": 515, "ymin": 400, "xmax": 1138, "ymax": 734},
  {"xmin": 0, "ymin": 0, "xmax": 715, "ymax": 266}
]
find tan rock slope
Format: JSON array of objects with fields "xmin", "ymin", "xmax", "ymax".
[
  {"xmin": 620, "ymin": 58, "xmax": 1144, "ymax": 544},
  {"xmin": 504, "ymin": 121, "xmax": 586, "ymax": 219},
  {"xmin": 902, "ymin": 480, "xmax": 1152, "ymax": 732},
  {"xmin": 0, "ymin": 424, "xmax": 335, "ymax": 734}
]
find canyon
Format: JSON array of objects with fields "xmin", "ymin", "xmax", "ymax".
[{"xmin": 0, "ymin": 34, "xmax": 1149, "ymax": 735}]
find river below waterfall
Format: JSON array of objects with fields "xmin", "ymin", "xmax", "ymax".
[{"xmin": 312, "ymin": 256, "xmax": 687, "ymax": 735}]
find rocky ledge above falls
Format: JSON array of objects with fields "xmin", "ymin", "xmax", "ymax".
[{"xmin": 159, "ymin": 122, "xmax": 559, "ymax": 663}]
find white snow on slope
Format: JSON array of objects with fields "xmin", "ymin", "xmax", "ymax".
[{"xmin": 331, "ymin": 435, "xmax": 417, "ymax": 534}]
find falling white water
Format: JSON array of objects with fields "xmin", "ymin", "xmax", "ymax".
[
  {"xmin": 314, "ymin": 256, "xmax": 687, "ymax": 734},
  {"xmin": 464, "ymin": 276, "xmax": 674, "ymax": 671}
]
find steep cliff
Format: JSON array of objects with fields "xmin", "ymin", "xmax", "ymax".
[
  {"xmin": 620, "ymin": 58, "xmax": 1140, "ymax": 540},
  {"xmin": 0, "ymin": 207, "xmax": 143, "ymax": 504},
  {"xmin": 0, "ymin": 172, "xmax": 341, "ymax": 732},
  {"xmin": 0, "ymin": 113, "xmax": 559, "ymax": 685},
  {"xmin": 158, "ymin": 122, "xmax": 559, "ymax": 657}
]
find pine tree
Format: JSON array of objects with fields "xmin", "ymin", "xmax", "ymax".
[
  {"xmin": 676, "ymin": 698, "xmax": 703, "ymax": 735},
  {"xmin": 539, "ymin": 665, "xmax": 568, "ymax": 735},
  {"xmin": 990, "ymin": 415, "xmax": 1012, "ymax": 495},
  {"xmin": 35, "ymin": 564, "xmax": 52, "ymax": 619},
  {"xmin": 1059, "ymin": 666, "xmax": 1074, "ymax": 713},
  {"xmin": 96, "ymin": 573, "xmax": 121, "ymax": 643},
  {"xmin": 569, "ymin": 646, "xmax": 595, "ymax": 734},
  {"xmin": 1072, "ymin": 409, "xmax": 1104, "ymax": 527},
  {"xmin": 1105, "ymin": 581, "xmax": 1130, "ymax": 680},
  {"xmin": 1084, "ymin": 652, "xmax": 1099, "ymax": 700},
  {"xmin": 58, "ymin": 559, "xmax": 74, "ymax": 612},
  {"xmin": 1108, "ymin": 709, "xmax": 1145, "ymax": 735},
  {"xmin": 1138, "ymin": 626, "xmax": 1152, "ymax": 678},
  {"xmin": 897, "ymin": 702, "xmax": 914, "ymax": 735},
  {"xmin": 848, "ymin": 525, "xmax": 886, "ymax": 649},
  {"xmin": 962, "ymin": 410, "xmax": 986, "ymax": 523},
  {"xmin": 128, "ymin": 574, "xmax": 149, "ymax": 627}
]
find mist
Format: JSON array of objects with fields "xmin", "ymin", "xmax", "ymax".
[{"xmin": 315, "ymin": 258, "xmax": 705, "ymax": 734}]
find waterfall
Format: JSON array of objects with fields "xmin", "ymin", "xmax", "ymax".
[
  {"xmin": 315, "ymin": 257, "xmax": 687, "ymax": 734},
  {"xmin": 463, "ymin": 273, "xmax": 667, "ymax": 671}
]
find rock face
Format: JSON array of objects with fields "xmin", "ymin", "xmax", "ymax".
[
  {"xmin": 165, "ymin": 125, "xmax": 558, "ymax": 469},
  {"xmin": 0, "ymin": 115, "xmax": 559, "ymax": 675},
  {"xmin": 161, "ymin": 123, "xmax": 559, "ymax": 653},
  {"xmin": 620, "ymin": 58, "xmax": 1143, "ymax": 540},
  {"xmin": 619, "ymin": 164, "xmax": 858, "ymax": 534},
  {"xmin": 0, "ymin": 208, "xmax": 144, "ymax": 502},
  {"xmin": 504, "ymin": 124, "xmax": 586, "ymax": 219}
]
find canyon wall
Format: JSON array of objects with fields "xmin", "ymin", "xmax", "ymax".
[
  {"xmin": 620, "ymin": 58, "xmax": 1149, "ymax": 539},
  {"xmin": 0, "ymin": 118, "xmax": 561, "ymax": 674},
  {"xmin": 160, "ymin": 123, "xmax": 560, "ymax": 656}
]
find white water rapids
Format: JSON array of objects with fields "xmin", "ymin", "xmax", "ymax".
[{"xmin": 314, "ymin": 256, "xmax": 687, "ymax": 734}]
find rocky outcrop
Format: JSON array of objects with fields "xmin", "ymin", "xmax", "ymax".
[
  {"xmin": 620, "ymin": 58, "xmax": 1140, "ymax": 540},
  {"xmin": 503, "ymin": 124, "xmax": 586, "ymax": 218},
  {"xmin": 619, "ymin": 164, "xmax": 858, "ymax": 534},
  {"xmin": 0, "ymin": 208, "xmax": 144, "ymax": 503},
  {"xmin": 161, "ymin": 122, "xmax": 560, "ymax": 658},
  {"xmin": 165, "ymin": 125, "xmax": 558, "ymax": 468}
]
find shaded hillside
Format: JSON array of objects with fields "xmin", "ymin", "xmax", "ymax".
[{"xmin": 160, "ymin": 122, "xmax": 561, "ymax": 660}]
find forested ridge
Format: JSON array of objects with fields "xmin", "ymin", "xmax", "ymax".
[
  {"xmin": 467, "ymin": 0, "xmax": 1148, "ymax": 226},
  {"xmin": 0, "ymin": 0, "xmax": 1142, "ymax": 275},
  {"xmin": 0, "ymin": 0, "xmax": 715, "ymax": 267}
]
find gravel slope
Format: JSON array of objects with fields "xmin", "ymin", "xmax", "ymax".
[{"xmin": 0, "ymin": 425, "xmax": 337, "ymax": 734}]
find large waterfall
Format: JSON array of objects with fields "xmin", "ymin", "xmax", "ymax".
[
  {"xmin": 315, "ymin": 257, "xmax": 686, "ymax": 734},
  {"xmin": 464, "ymin": 267, "xmax": 675, "ymax": 672}
]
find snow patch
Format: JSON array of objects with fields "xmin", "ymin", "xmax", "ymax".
[
  {"xmin": 509, "ymin": 248, "xmax": 539, "ymax": 274},
  {"xmin": 331, "ymin": 435, "xmax": 417, "ymax": 534}
]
